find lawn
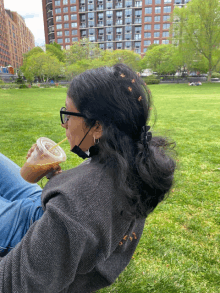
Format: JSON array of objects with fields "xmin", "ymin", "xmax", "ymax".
[{"xmin": 0, "ymin": 84, "xmax": 219, "ymax": 292}]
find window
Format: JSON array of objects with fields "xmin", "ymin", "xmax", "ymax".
[
  {"xmin": 71, "ymin": 14, "xmax": 77, "ymax": 20},
  {"xmin": 144, "ymin": 24, "xmax": 151, "ymax": 30},
  {"xmin": 163, "ymin": 23, "xmax": 170, "ymax": 29},
  {"xmin": 154, "ymin": 32, "xmax": 160, "ymax": 38},
  {"xmin": 163, "ymin": 15, "xmax": 170, "ymax": 21},
  {"xmin": 145, "ymin": 0, "xmax": 152, "ymax": 4},
  {"xmin": 117, "ymin": 43, "xmax": 122, "ymax": 49},
  {"xmin": 135, "ymin": 41, "xmax": 141, "ymax": 48},
  {"xmin": 72, "ymin": 30, "xmax": 77, "ymax": 35},
  {"xmin": 56, "ymin": 16, "xmax": 62, "ymax": 22},
  {"xmin": 144, "ymin": 32, "xmax": 151, "ymax": 38},
  {"xmin": 99, "ymin": 43, "xmax": 104, "ymax": 49},
  {"xmin": 72, "ymin": 37, "xmax": 78, "ymax": 42},
  {"xmin": 125, "ymin": 9, "xmax": 131, "ymax": 17},
  {"xmin": 89, "ymin": 28, "xmax": 95, "ymax": 35},
  {"xmin": 155, "ymin": 6, "xmax": 161, "ymax": 14},
  {"xmin": 66, "ymin": 45, "xmax": 71, "ymax": 50},
  {"xmin": 65, "ymin": 38, "xmax": 70, "ymax": 43},
  {"xmin": 55, "ymin": 8, "xmax": 61, "ymax": 13},
  {"xmin": 57, "ymin": 31, "xmax": 62, "ymax": 36},
  {"xmin": 89, "ymin": 36, "xmax": 96, "ymax": 42},
  {"xmin": 71, "ymin": 22, "xmax": 77, "ymax": 27},
  {"xmin": 125, "ymin": 33, "xmax": 131, "ymax": 40},
  {"xmin": 56, "ymin": 24, "xmax": 62, "ymax": 29},
  {"xmin": 64, "ymin": 15, "xmax": 69, "ymax": 21},
  {"xmin": 154, "ymin": 40, "xmax": 159, "ymax": 44},
  {"xmin": 164, "ymin": 6, "xmax": 171, "ymax": 13},
  {"xmin": 64, "ymin": 23, "xmax": 69, "ymax": 28},
  {"xmin": 164, "ymin": 0, "xmax": 171, "ymax": 3},
  {"xmin": 63, "ymin": 7, "xmax": 68, "ymax": 13},
  {"xmin": 57, "ymin": 38, "xmax": 63, "ymax": 43},
  {"xmin": 162, "ymin": 40, "xmax": 169, "ymax": 44},
  {"xmin": 163, "ymin": 31, "xmax": 169, "ymax": 37},
  {"xmin": 70, "ymin": 0, "xmax": 76, "ymax": 3},
  {"xmin": 71, "ymin": 6, "xmax": 76, "ymax": 11},
  {"xmin": 88, "ymin": 12, "xmax": 94, "ymax": 19},
  {"xmin": 155, "ymin": 0, "xmax": 161, "ymax": 4},
  {"xmin": 55, "ymin": 1, "xmax": 61, "ymax": 6},
  {"xmin": 88, "ymin": 4, "xmax": 94, "ymax": 10},
  {"xmin": 106, "ymin": 10, "xmax": 113, "ymax": 17},
  {"xmin": 65, "ymin": 31, "xmax": 70, "ymax": 36},
  {"xmin": 145, "ymin": 16, "xmax": 152, "ymax": 22},
  {"xmin": 154, "ymin": 16, "xmax": 160, "ymax": 22},
  {"xmin": 145, "ymin": 7, "xmax": 152, "ymax": 14},
  {"xmin": 125, "ymin": 41, "xmax": 131, "ymax": 48},
  {"xmin": 144, "ymin": 40, "xmax": 151, "ymax": 46},
  {"xmin": 154, "ymin": 24, "xmax": 160, "ymax": 30},
  {"xmin": 106, "ymin": 42, "xmax": 113, "ymax": 49},
  {"xmin": 63, "ymin": 0, "xmax": 68, "ymax": 5},
  {"xmin": 144, "ymin": 48, "xmax": 147, "ymax": 53}
]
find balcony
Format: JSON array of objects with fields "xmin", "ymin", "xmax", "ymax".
[{"xmin": 46, "ymin": 0, "xmax": 52, "ymax": 5}]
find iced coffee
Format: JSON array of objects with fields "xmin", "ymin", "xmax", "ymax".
[{"xmin": 20, "ymin": 137, "xmax": 67, "ymax": 183}]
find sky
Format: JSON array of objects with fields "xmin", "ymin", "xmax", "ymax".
[{"xmin": 4, "ymin": 0, "xmax": 45, "ymax": 47}]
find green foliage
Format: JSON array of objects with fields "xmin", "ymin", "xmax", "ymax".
[
  {"xmin": 16, "ymin": 72, "xmax": 24, "ymax": 84},
  {"xmin": 211, "ymin": 72, "xmax": 220, "ymax": 78},
  {"xmin": 142, "ymin": 75, "xmax": 160, "ymax": 84},
  {"xmin": 0, "ymin": 84, "xmax": 19, "ymax": 89},
  {"xmin": 46, "ymin": 42, "xmax": 65, "ymax": 62},
  {"xmin": 19, "ymin": 84, "xmax": 28, "ymax": 89},
  {"xmin": 172, "ymin": 0, "xmax": 220, "ymax": 81},
  {"xmin": 0, "ymin": 79, "xmax": 4, "ymax": 85},
  {"xmin": 21, "ymin": 52, "xmax": 62, "ymax": 82},
  {"xmin": 141, "ymin": 45, "xmax": 179, "ymax": 75}
]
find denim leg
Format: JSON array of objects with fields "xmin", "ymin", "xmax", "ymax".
[
  {"xmin": 0, "ymin": 153, "xmax": 44, "ymax": 256},
  {"xmin": 0, "ymin": 153, "xmax": 42, "ymax": 201}
]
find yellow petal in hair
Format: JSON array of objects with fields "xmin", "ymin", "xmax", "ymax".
[
  {"xmin": 120, "ymin": 73, "xmax": 125, "ymax": 78},
  {"xmin": 136, "ymin": 72, "xmax": 141, "ymax": 77},
  {"xmin": 128, "ymin": 86, "xmax": 132, "ymax": 92},
  {"xmin": 138, "ymin": 96, "xmax": 142, "ymax": 102},
  {"xmin": 131, "ymin": 79, "xmax": 135, "ymax": 83}
]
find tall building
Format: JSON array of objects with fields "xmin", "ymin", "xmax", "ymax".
[
  {"xmin": 0, "ymin": 0, "xmax": 10, "ymax": 67},
  {"xmin": 0, "ymin": 0, "xmax": 35, "ymax": 69},
  {"xmin": 5, "ymin": 10, "xmax": 35, "ymax": 68},
  {"xmin": 42, "ymin": 0, "xmax": 190, "ymax": 55}
]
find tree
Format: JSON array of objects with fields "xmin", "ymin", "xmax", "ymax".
[
  {"xmin": 21, "ymin": 52, "xmax": 61, "ymax": 82},
  {"xmin": 46, "ymin": 42, "xmax": 65, "ymax": 62},
  {"xmin": 101, "ymin": 49, "xmax": 142, "ymax": 71},
  {"xmin": 172, "ymin": 0, "xmax": 220, "ymax": 81},
  {"xmin": 140, "ymin": 45, "xmax": 180, "ymax": 75},
  {"xmin": 65, "ymin": 38, "xmax": 103, "ymax": 65}
]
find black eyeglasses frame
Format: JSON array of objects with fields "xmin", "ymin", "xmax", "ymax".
[{"xmin": 60, "ymin": 107, "xmax": 86, "ymax": 124}]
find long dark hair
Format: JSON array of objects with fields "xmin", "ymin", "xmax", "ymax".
[{"xmin": 67, "ymin": 63, "xmax": 176, "ymax": 218}]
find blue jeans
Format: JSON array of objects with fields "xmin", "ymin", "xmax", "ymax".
[{"xmin": 0, "ymin": 153, "xmax": 43, "ymax": 256}]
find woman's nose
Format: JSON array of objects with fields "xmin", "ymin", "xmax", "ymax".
[{"xmin": 61, "ymin": 123, "xmax": 67, "ymax": 129}]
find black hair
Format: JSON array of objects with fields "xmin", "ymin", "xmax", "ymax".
[{"xmin": 67, "ymin": 63, "xmax": 176, "ymax": 218}]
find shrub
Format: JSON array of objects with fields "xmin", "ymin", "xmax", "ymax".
[
  {"xmin": 211, "ymin": 72, "xmax": 220, "ymax": 79},
  {"xmin": 19, "ymin": 84, "xmax": 28, "ymax": 89},
  {"xmin": 142, "ymin": 75, "xmax": 160, "ymax": 85}
]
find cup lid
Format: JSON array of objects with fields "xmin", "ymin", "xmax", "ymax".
[{"xmin": 36, "ymin": 137, "xmax": 67, "ymax": 162}]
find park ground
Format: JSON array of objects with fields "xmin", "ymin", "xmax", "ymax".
[{"xmin": 0, "ymin": 83, "xmax": 219, "ymax": 293}]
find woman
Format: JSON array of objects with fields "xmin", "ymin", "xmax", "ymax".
[{"xmin": 0, "ymin": 64, "xmax": 175, "ymax": 292}]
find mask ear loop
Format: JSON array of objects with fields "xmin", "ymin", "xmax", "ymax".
[{"xmin": 71, "ymin": 122, "xmax": 96, "ymax": 159}]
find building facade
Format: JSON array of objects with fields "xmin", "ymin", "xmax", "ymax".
[
  {"xmin": 42, "ymin": 0, "xmax": 190, "ymax": 55},
  {"xmin": 0, "ymin": 0, "xmax": 35, "ymax": 69},
  {"xmin": 5, "ymin": 10, "xmax": 35, "ymax": 68},
  {"xmin": 0, "ymin": 0, "xmax": 10, "ymax": 67}
]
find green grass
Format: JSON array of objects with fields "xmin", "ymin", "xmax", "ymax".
[{"xmin": 0, "ymin": 85, "xmax": 219, "ymax": 292}]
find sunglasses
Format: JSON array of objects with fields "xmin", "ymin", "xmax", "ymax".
[{"xmin": 60, "ymin": 107, "xmax": 86, "ymax": 124}]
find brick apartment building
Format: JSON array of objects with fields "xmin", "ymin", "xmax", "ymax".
[
  {"xmin": 0, "ymin": 0, "xmax": 10, "ymax": 67},
  {"xmin": 0, "ymin": 0, "xmax": 35, "ymax": 69},
  {"xmin": 42, "ymin": 0, "xmax": 190, "ymax": 55}
]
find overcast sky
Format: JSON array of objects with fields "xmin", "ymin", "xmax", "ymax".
[{"xmin": 4, "ymin": 0, "xmax": 45, "ymax": 46}]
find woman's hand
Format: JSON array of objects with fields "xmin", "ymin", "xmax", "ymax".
[{"xmin": 46, "ymin": 165, "xmax": 62, "ymax": 180}]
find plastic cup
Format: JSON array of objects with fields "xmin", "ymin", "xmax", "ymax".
[{"xmin": 20, "ymin": 137, "xmax": 67, "ymax": 183}]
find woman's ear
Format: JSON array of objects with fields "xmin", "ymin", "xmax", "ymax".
[{"xmin": 93, "ymin": 121, "xmax": 103, "ymax": 140}]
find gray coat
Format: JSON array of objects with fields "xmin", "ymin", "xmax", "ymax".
[{"xmin": 0, "ymin": 160, "xmax": 146, "ymax": 292}]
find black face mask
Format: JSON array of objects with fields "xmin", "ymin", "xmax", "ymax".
[{"xmin": 70, "ymin": 123, "xmax": 99, "ymax": 159}]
